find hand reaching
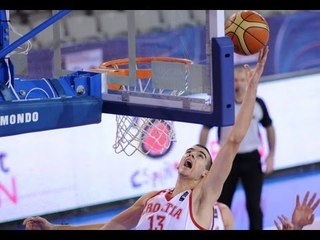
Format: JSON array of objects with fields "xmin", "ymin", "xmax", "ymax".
[
  {"xmin": 274, "ymin": 214, "xmax": 294, "ymax": 230},
  {"xmin": 291, "ymin": 191, "xmax": 320, "ymax": 229},
  {"xmin": 23, "ymin": 216, "xmax": 54, "ymax": 230},
  {"xmin": 244, "ymin": 46, "xmax": 269, "ymax": 84}
]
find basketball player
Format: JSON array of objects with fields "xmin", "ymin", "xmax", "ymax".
[
  {"xmin": 274, "ymin": 191, "xmax": 320, "ymax": 230},
  {"xmin": 199, "ymin": 62, "xmax": 276, "ymax": 230},
  {"xmin": 23, "ymin": 46, "xmax": 269, "ymax": 230},
  {"xmin": 23, "ymin": 201, "xmax": 234, "ymax": 230}
]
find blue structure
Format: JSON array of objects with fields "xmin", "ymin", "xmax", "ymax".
[{"xmin": 0, "ymin": 10, "xmax": 103, "ymax": 137}]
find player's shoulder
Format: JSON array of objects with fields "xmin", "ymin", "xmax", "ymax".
[
  {"xmin": 144, "ymin": 190, "xmax": 162, "ymax": 197},
  {"xmin": 137, "ymin": 190, "xmax": 160, "ymax": 201},
  {"xmin": 143, "ymin": 189, "xmax": 168, "ymax": 199},
  {"xmin": 216, "ymin": 202, "xmax": 234, "ymax": 230},
  {"xmin": 215, "ymin": 201, "xmax": 229, "ymax": 209},
  {"xmin": 136, "ymin": 190, "xmax": 164, "ymax": 207},
  {"xmin": 215, "ymin": 202, "xmax": 233, "ymax": 217}
]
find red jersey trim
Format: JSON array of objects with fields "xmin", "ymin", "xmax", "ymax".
[{"xmin": 189, "ymin": 190, "xmax": 208, "ymax": 230}]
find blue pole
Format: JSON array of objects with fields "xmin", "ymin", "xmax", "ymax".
[
  {"xmin": 0, "ymin": 10, "xmax": 10, "ymax": 86},
  {"xmin": 0, "ymin": 10, "xmax": 71, "ymax": 59},
  {"xmin": 0, "ymin": 10, "xmax": 9, "ymax": 50}
]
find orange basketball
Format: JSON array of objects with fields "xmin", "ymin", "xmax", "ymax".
[{"xmin": 225, "ymin": 10, "xmax": 269, "ymax": 56}]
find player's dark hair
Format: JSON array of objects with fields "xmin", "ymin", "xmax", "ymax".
[{"xmin": 195, "ymin": 144, "xmax": 212, "ymax": 170}]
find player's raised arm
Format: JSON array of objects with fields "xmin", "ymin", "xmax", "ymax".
[{"xmin": 202, "ymin": 46, "xmax": 269, "ymax": 201}]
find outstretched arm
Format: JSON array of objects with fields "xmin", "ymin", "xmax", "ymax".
[
  {"xmin": 291, "ymin": 191, "xmax": 320, "ymax": 230},
  {"xmin": 23, "ymin": 216, "xmax": 104, "ymax": 230},
  {"xmin": 274, "ymin": 214, "xmax": 294, "ymax": 230},
  {"xmin": 274, "ymin": 191, "xmax": 320, "ymax": 230},
  {"xmin": 202, "ymin": 46, "xmax": 269, "ymax": 202},
  {"xmin": 100, "ymin": 191, "xmax": 157, "ymax": 230},
  {"xmin": 23, "ymin": 191, "xmax": 157, "ymax": 230}
]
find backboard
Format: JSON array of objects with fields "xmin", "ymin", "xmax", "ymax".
[{"xmin": 97, "ymin": 10, "xmax": 235, "ymax": 127}]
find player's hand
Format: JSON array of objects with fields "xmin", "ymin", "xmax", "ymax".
[
  {"xmin": 244, "ymin": 46, "xmax": 269, "ymax": 83},
  {"xmin": 264, "ymin": 155, "xmax": 274, "ymax": 175},
  {"xmin": 274, "ymin": 214, "xmax": 294, "ymax": 230},
  {"xmin": 23, "ymin": 216, "xmax": 54, "ymax": 230},
  {"xmin": 292, "ymin": 191, "xmax": 320, "ymax": 229}
]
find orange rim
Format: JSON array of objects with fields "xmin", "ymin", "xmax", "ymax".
[
  {"xmin": 99, "ymin": 56, "xmax": 193, "ymax": 79},
  {"xmin": 108, "ymin": 83, "xmax": 123, "ymax": 90}
]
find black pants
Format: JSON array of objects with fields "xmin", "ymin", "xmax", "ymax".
[{"xmin": 218, "ymin": 149, "xmax": 264, "ymax": 230}]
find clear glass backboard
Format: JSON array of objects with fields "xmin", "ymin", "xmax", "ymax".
[{"xmin": 95, "ymin": 10, "xmax": 235, "ymax": 127}]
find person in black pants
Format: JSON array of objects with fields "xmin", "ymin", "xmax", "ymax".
[{"xmin": 199, "ymin": 64, "xmax": 276, "ymax": 230}]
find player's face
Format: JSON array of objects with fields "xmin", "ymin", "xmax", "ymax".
[
  {"xmin": 234, "ymin": 67, "xmax": 248, "ymax": 101},
  {"xmin": 178, "ymin": 145, "xmax": 211, "ymax": 179}
]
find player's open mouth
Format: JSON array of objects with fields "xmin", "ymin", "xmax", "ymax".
[{"xmin": 184, "ymin": 159, "xmax": 192, "ymax": 168}]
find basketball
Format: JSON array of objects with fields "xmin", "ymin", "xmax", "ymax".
[{"xmin": 225, "ymin": 10, "xmax": 269, "ymax": 56}]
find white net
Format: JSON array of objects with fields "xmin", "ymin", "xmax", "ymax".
[
  {"xmin": 113, "ymin": 115, "xmax": 176, "ymax": 157},
  {"xmin": 99, "ymin": 57, "xmax": 193, "ymax": 157}
]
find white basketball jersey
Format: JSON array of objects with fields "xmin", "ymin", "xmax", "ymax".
[
  {"xmin": 134, "ymin": 189, "xmax": 215, "ymax": 230},
  {"xmin": 212, "ymin": 202, "xmax": 225, "ymax": 230}
]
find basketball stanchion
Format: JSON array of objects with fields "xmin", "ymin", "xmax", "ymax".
[{"xmin": 96, "ymin": 57, "xmax": 194, "ymax": 157}]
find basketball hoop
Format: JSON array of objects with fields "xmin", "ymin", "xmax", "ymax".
[
  {"xmin": 100, "ymin": 56, "xmax": 193, "ymax": 79},
  {"xmin": 98, "ymin": 57, "xmax": 193, "ymax": 157}
]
